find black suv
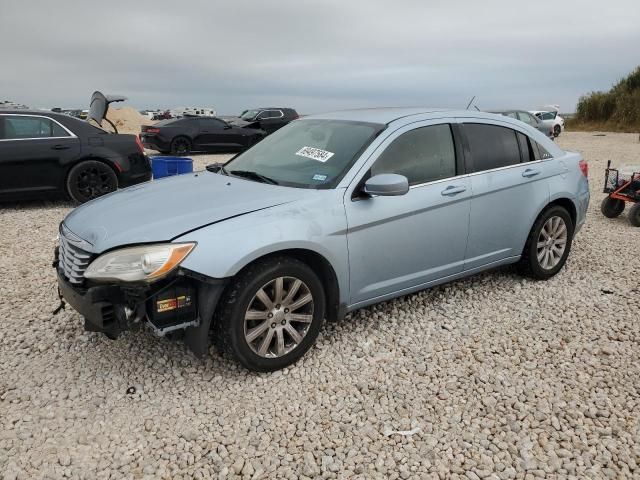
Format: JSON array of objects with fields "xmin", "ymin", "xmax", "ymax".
[{"xmin": 236, "ymin": 108, "xmax": 299, "ymax": 134}]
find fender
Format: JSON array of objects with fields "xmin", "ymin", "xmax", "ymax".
[{"xmin": 175, "ymin": 190, "xmax": 351, "ymax": 306}]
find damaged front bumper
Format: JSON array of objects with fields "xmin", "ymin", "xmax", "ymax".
[{"xmin": 55, "ymin": 256, "xmax": 227, "ymax": 356}]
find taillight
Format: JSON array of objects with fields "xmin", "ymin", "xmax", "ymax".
[
  {"xmin": 144, "ymin": 127, "xmax": 160, "ymax": 134},
  {"xmin": 135, "ymin": 135, "xmax": 145, "ymax": 153},
  {"xmin": 579, "ymin": 159, "xmax": 588, "ymax": 177}
]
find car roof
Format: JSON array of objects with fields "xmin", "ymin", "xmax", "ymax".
[
  {"xmin": 0, "ymin": 109, "xmax": 66, "ymax": 117},
  {"xmin": 488, "ymin": 109, "xmax": 531, "ymax": 114},
  {"xmin": 305, "ymin": 107, "xmax": 509, "ymax": 125}
]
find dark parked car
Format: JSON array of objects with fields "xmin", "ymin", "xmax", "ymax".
[
  {"xmin": 0, "ymin": 111, "xmax": 151, "ymax": 203},
  {"xmin": 140, "ymin": 117, "xmax": 267, "ymax": 155},
  {"xmin": 231, "ymin": 108, "xmax": 299, "ymax": 134}
]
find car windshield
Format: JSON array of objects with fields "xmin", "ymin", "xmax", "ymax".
[
  {"xmin": 241, "ymin": 109, "xmax": 261, "ymax": 120},
  {"xmin": 221, "ymin": 119, "xmax": 385, "ymax": 189}
]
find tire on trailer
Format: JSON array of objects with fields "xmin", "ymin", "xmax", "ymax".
[
  {"xmin": 66, "ymin": 160, "xmax": 118, "ymax": 204},
  {"xmin": 517, "ymin": 205, "xmax": 574, "ymax": 280},
  {"xmin": 170, "ymin": 136, "xmax": 192, "ymax": 155},
  {"xmin": 628, "ymin": 202, "xmax": 640, "ymax": 227},
  {"xmin": 600, "ymin": 197, "xmax": 625, "ymax": 218},
  {"xmin": 213, "ymin": 256, "xmax": 326, "ymax": 372}
]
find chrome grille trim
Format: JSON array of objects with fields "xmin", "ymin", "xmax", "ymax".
[{"xmin": 58, "ymin": 226, "xmax": 94, "ymax": 285}]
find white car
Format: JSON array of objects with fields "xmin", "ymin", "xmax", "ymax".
[{"xmin": 531, "ymin": 110, "xmax": 565, "ymax": 137}]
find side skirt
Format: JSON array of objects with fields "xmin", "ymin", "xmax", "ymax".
[{"xmin": 345, "ymin": 256, "xmax": 521, "ymax": 313}]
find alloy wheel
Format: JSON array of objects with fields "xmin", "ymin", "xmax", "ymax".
[
  {"xmin": 76, "ymin": 165, "xmax": 115, "ymax": 199},
  {"xmin": 536, "ymin": 216, "xmax": 567, "ymax": 269},
  {"xmin": 243, "ymin": 276, "xmax": 314, "ymax": 358}
]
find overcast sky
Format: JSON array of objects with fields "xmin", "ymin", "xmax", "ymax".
[{"xmin": 1, "ymin": 1, "xmax": 639, "ymax": 114}]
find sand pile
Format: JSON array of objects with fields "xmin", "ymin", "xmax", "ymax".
[{"xmin": 105, "ymin": 107, "xmax": 154, "ymax": 134}]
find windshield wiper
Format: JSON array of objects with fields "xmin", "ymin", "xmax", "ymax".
[{"xmin": 228, "ymin": 170, "xmax": 278, "ymax": 185}]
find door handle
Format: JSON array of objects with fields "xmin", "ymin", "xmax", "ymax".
[
  {"xmin": 522, "ymin": 168, "xmax": 541, "ymax": 178},
  {"xmin": 441, "ymin": 185, "xmax": 467, "ymax": 196},
  {"xmin": 52, "ymin": 144, "xmax": 70, "ymax": 150}
]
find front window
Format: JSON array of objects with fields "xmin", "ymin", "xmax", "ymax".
[
  {"xmin": 241, "ymin": 109, "xmax": 261, "ymax": 121},
  {"xmin": 517, "ymin": 112, "xmax": 536, "ymax": 126},
  {"xmin": 221, "ymin": 119, "xmax": 385, "ymax": 188},
  {"xmin": 371, "ymin": 124, "xmax": 456, "ymax": 186}
]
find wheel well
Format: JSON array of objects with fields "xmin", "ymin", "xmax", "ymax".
[
  {"xmin": 548, "ymin": 198, "xmax": 577, "ymax": 227},
  {"xmin": 65, "ymin": 158, "xmax": 120, "ymax": 188},
  {"xmin": 234, "ymin": 249, "xmax": 342, "ymax": 322},
  {"xmin": 172, "ymin": 135, "xmax": 192, "ymax": 145}
]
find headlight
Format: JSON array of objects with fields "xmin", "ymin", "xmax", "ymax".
[{"xmin": 84, "ymin": 243, "xmax": 195, "ymax": 283}]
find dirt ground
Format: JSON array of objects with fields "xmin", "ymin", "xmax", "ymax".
[{"xmin": 1, "ymin": 132, "xmax": 639, "ymax": 479}]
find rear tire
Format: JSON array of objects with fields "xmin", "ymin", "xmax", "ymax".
[
  {"xmin": 170, "ymin": 136, "xmax": 191, "ymax": 155},
  {"xmin": 213, "ymin": 257, "xmax": 325, "ymax": 372},
  {"xmin": 66, "ymin": 160, "xmax": 118, "ymax": 203},
  {"xmin": 601, "ymin": 197, "xmax": 625, "ymax": 218},
  {"xmin": 517, "ymin": 205, "xmax": 574, "ymax": 280},
  {"xmin": 628, "ymin": 203, "xmax": 640, "ymax": 227}
]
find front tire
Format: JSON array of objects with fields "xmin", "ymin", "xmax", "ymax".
[
  {"xmin": 66, "ymin": 160, "xmax": 118, "ymax": 203},
  {"xmin": 601, "ymin": 197, "xmax": 625, "ymax": 218},
  {"xmin": 553, "ymin": 124, "xmax": 561, "ymax": 137},
  {"xmin": 517, "ymin": 206, "xmax": 574, "ymax": 280},
  {"xmin": 214, "ymin": 257, "xmax": 326, "ymax": 372}
]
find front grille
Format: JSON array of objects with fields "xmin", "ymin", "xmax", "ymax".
[{"xmin": 58, "ymin": 229, "xmax": 93, "ymax": 285}]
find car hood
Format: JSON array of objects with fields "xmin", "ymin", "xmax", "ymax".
[{"xmin": 62, "ymin": 172, "xmax": 307, "ymax": 253}]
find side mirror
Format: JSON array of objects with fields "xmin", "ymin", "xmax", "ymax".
[{"xmin": 363, "ymin": 173, "xmax": 409, "ymax": 197}]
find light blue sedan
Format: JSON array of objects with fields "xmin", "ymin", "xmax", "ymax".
[{"xmin": 55, "ymin": 108, "xmax": 590, "ymax": 371}]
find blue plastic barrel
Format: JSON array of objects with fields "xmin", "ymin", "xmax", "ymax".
[{"xmin": 151, "ymin": 156, "xmax": 193, "ymax": 179}]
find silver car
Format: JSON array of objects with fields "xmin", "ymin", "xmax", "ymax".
[
  {"xmin": 492, "ymin": 110, "xmax": 555, "ymax": 139},
  {"xmin": 55, "ymin": 108, "xmax": 590, "ymax": 371}
]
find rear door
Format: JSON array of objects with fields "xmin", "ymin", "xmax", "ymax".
[
  {"xmin": 459, "ymin": 120, "xmax": 551, "ymax": 270},
  {"xmin": 0, "ymin": 114, "xmax": 81, "ymax": 196}
]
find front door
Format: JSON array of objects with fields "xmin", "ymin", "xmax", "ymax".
[
  {"xmin": 196, "ymin": 118, "xmax": 245, "ymax": 150},
  {"xmin": 344, "ymin": 121, "xmax": 471, "ymax": 306}
]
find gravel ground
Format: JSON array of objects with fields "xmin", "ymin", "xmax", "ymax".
[{"xmin": 1, "ymin": 132, "xmax": 639, "ymax": 479}]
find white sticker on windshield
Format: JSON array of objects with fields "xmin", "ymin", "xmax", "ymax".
[{"xmin": 296, "ymin": 146, "xmax": 334, "ymax": 163}]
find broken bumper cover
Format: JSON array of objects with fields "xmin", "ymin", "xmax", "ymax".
[{"xmin": 56, "ymin": 269, "xmax": 227, "ymax": 356}]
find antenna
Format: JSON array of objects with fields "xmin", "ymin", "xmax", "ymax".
[{"xmin": 466, "ymin": 96, "xmax": 476, "ymax": 110}]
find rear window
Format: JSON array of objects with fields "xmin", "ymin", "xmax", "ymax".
[
  {"xmin": 156, "ymin": 118, "xmax": 186, "ymax": 127},
  {"xmin": 464, "ymin": 123, "xmax": 521, "ymax": 172}
]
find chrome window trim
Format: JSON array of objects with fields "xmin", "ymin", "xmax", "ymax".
[
  {"xmin": 407, "ymin": 158, "xmax": 551, "ymax": 190},
  {"xmin": 0, "ymin": 113, "xmax": 77, "ymax": 141},
  {"xmin": 259, "ymin": 109, "xmax": 284, "ymax": 120}
]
